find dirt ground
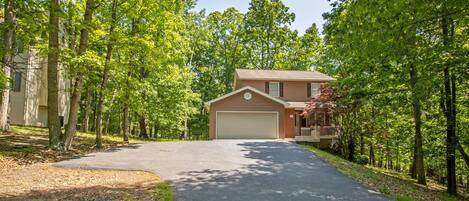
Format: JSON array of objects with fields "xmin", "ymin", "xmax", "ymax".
[
  {"xmin": 0, "ymin": 163, "xmax": 160, "ymax": 201},
  {"xmin": 0, "ymin": 127, "xmax": 167, "ymax": 201}
]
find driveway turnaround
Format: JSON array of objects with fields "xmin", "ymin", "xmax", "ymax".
[{"xmin": 56, "ymin": 140, "xmax": 388, "ymax": 201}]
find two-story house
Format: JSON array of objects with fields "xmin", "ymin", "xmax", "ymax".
[{"xmin": 205, "ymin": 69, "xmax": 336, "ymax": 145}]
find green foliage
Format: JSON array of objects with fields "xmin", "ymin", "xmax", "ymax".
[
  {"xmin": 355, "ymin": 155, "xmax": 369, "ymax": 165},
  {"xmin": 0, "ymin": 71, "xmax": 6, "ymax": 90},
  {"xmin": 152, "ymin": 182, "xmax": 173, "ymax": 201},
  {"xmin": 320, "ymin": 0, "xmax": 469, "ymax": 193}
]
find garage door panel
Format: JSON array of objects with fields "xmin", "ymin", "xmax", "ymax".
[{"xmin": 217, "ymin": 112, "xmax": 278, "ymax": 139}]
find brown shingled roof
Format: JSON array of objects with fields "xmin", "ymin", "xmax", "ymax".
[{"xmin": 235, "ymin": 69, "xmax": 335, "ymax": 81}]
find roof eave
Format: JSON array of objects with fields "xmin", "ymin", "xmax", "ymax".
[
  {"xmin": 205, "ymin": 86, "xmax": 289, "ymax": 110},
  {"xmin": 237, "ymin": 78, "xmax": 336, "ymax": 82}
]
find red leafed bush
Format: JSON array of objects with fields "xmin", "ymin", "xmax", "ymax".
[{"xmin": 302, "ymin": 83, "xmax": 335, "ymax": 116}]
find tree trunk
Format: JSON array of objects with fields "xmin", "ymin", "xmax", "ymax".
[
  {"xmin": 457, "ymin": 141, "xmax": 469, "ymax": 169},
  {"xmin": 139, "ymin": 116, "xmax": 148, "ymax": 138},
  {"xmin": 46, "ymin": 0, "xmax": 62, "ymax": 148},
  {"xmin": 122, "ymin": 104, "xmax": 129, "ymax": 143},
  {"xmin": 63, "ymin": 0, "xmax": 95, "ymax": 150},
  {"xmin": 0, "ymin": 0, "xmax": 15, "ymax": 132},
  {"xmin": 369, "ymin": 142, "xmax": 375, "ymax": 166},
  {"xmin": 82, "ymin": 88, "xmax": 92, "ymax": 132},
  {"xmin": 410, "ymin": 136, "xmax": 417, "ymax": 178},
  {"xmin": 95, "ymin": 0, "xmax": 117, "ymax": 148},
  {"xmin": 409, "ymin": 64, "xmax": 426, "ymax": 185},
  {"xmin": 183, "ymin": 118, "xmax": 188, "ymax": 140},
  {"xmin": 444, "ymin": 68, "xmax": 457, "ymax": 194},
  {"xmin": 148, "ymin": 124, "xmax": 153, "ymax": 138},
  {"xmin": 360, "ymin": 132, "xmax": 364, "ymax": 155},
  {"xmin": 442, "ymin": 13, "xmax": 457, "ymax": 194}
]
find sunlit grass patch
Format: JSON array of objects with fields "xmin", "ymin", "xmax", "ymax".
[{"xmin": 152, "ymin": 182, "xmax": 173, "ymax": 201}]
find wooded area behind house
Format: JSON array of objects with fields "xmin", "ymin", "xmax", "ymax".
[{"xmin": 0, "ymin": 0, "xmax": 468, "ymax": 197}]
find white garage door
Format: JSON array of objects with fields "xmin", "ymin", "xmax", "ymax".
[{"xmin": 216, "ymin": 112, "xmax": 278, "ymax": 139}]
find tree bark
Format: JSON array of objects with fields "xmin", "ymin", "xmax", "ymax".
[
  {"xmin": 63, "ymin": 0, "xmax": 95, "ymax": 150},
  {"xmin": 409, "ymin": 64, "xmax": 426, "ymax": 185},
  {"xmin": 154, "ymin": 126, "xmax": 158, "ymax": 139},
  {"xmin": 410, "ymin": 136, "xmax": 417, "ymax": 179},
  {"xmin": 442, "ymin": 13, "xmax": 457, "ymax": 194},
  {"xmin": 369, "ymin": 142, "xmax": 375, "ymax": 166},
  {"xmin": 46, "ymin": 0, "xmax": 63, "ymax": 148},
  {"xmin": 95, "ymin": 0, "xmax": 117, "ymax": 148},
  {"xmin": 122, "ymin": 104, "xmax": 129, "ymax": 143},
  {"xmin": 139, "ymin": 116, "xmax": 148, "ymax": 138},
  {"xmin": 360, "ymin": 132, "xmax": 364, "ymax": 156},
  {"xmin": 457, "ymin": 141, "xmax": 469, "ymax": 170},
  {"xmin": 82, "ymin": 87, "xmax": 92, "ymax": 132},
  {"xmin": 0, "ymin": 0, "xmax": 15, "ymax": 132}
]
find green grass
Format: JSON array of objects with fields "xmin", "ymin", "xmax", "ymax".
[
  {"xmin": 152, "ymin": 182, "xmax": 173, "ymax": 201},
  {"xmin": 299, "ymin": 143, "xmax": 467, "ymax": 201},
  {"xmin": 9, "ymin": 126, "xmax": 184, "ymax": 143},
  {"xmin": 9, "ymin": 126, "xmax": 48, "ymax": 136}
]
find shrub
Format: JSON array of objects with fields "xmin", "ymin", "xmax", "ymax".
[{"xmin": 355, "ymin": 155, "xmax": 369, "ymax": 165}]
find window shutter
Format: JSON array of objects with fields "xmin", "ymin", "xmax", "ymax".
[
  {"xmin": 279, "ymin": 82, "xmax": 284, "ymax": 97},
  {"xmin": 307, "ymin": 83, "xmax": 311, "ymax": 97},
  {"xmin": 265, "ymin": 82, "xmax": 269, "ymax": 93}
]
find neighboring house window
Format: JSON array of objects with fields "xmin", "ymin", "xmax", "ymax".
[
  {"xmin": 59, "ymin": 116, "xmax": 65, "ymax": 127},
  {"xmin": 308, "ymin": 82, "xmax": 320, "ymax": 97},
  {"xmin": 268, "ymin": 82, "xmax": 280, "ymax": 97},
  {"xmin": 12, "ymin": 72, "xmax": 22, "ymax": 92}
]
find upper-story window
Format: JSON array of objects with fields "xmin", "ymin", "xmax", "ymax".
[
  {"xmin": 269, "ymin": 82, "xmax": 280, "ymax": 97},
  {"xmin": 12, "ymin": 72, "xmax": 22, "ymax": 92},
  {"xmin": 309, "ymin": 82, "xmax": 320, "ymax": 97}
]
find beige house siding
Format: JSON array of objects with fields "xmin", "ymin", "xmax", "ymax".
[
  {"xmin": 9, "ymin": 49, "xmax": 70, "ymax": 127},
  {"xmin": 209, "ymin": 88, "xmax": 285, "ymax": 139},
  {"xmin": 9, "ymin": 59, "xmax": 26, "ymax": 125},
  {"xmin": 235, "ymin": 80, "xmax": 322, "ymax": 102}
]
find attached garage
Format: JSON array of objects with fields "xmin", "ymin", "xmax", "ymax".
[
  {"xmin": 216, "ymin": 112, "xmax": 278, "ymax": 139},
  {"xmin": 206, "ymin": 86, "xmax": 289, "ymax": 140}
]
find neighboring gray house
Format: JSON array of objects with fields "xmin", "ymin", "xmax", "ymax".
[{"xmin": 9, "ymin": 49, "xmax": 70, "ymax": 127}]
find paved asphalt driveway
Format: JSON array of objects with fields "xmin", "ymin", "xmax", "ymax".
[{"xmin": 56, "ymin": 140, "xmax": 388, "ymax": 201}]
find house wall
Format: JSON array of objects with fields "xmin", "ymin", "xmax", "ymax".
[
  {"xmin": 284, "ymin": 108, "xmax": 295, "ymax": 138},
  {"xmin": 209, "ymin": 88, "xmax": 285, "ymax": 139},
  {"xmin": 24, "ymin": 50, "xmax": 43, "ymax": 126},
  {"xmin": 9, "ymin": 49, "xmax": 70, "ymax": 127},
  {"xmin": 235, "ymin": 80, "xmax": 323, "ymax": 102},
  {"xmin": 9, "ymin": 52, "xmax": 29, "ymax": 125}
]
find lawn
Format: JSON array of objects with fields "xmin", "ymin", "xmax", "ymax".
[
  {"xmin": 0, "ymin": 126, "xmax": 173, "ymax": 201},
  {"xmin": 299, "ymin": 143, "xmax": 468, "ymax": 201}
]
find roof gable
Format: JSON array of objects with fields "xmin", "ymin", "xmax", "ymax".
[{"xmin": 205, "ymin": 86, "xmax": 289, "ymax": 110}]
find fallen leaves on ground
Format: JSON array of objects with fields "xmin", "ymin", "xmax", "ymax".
[
  {"xmin": 0, "ymin": 163, "xmax": 161, "ymax": 201},
  {"xmin": 0, "ymin": 127, "xmax": 170, "ymax": 201}
]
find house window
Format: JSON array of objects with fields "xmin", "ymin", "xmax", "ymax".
[
  {"xmin": 12, "ymin": 72, "xmax": 22, "ymax": 92},
  {"xmin": 268, "ymin": 82, "xmax": 280, "ymax": 97},
  {"xmin": 310, "ymin": 83, "xmax": 320, "ymax": 97}
]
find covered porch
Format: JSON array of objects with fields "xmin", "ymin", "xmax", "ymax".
[{"xmin": 293, "ymin": 109, "xmax": 338, "ymax": 143}]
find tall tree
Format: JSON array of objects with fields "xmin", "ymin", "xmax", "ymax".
[
  {"xmin": 243, "ymin": 0, "xmax": 295, "ymax": 69},
  {"xmin": 95, "ymin": 0, "xmax": 118, "ymax": 148},
  {"xmin": 47, "ymin": 0, "xmax": 62, "ymax": 148},
  {"xmin": 442, "ymin": 9, "xmax": 456, "ymax": 194},
  {"xmin": 63, "ymin": 0, "xmax": 96, "ymax": 150},
  {"xmin": 0, "ymin": 0, "xmax": 15, "ymax": 132}
]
